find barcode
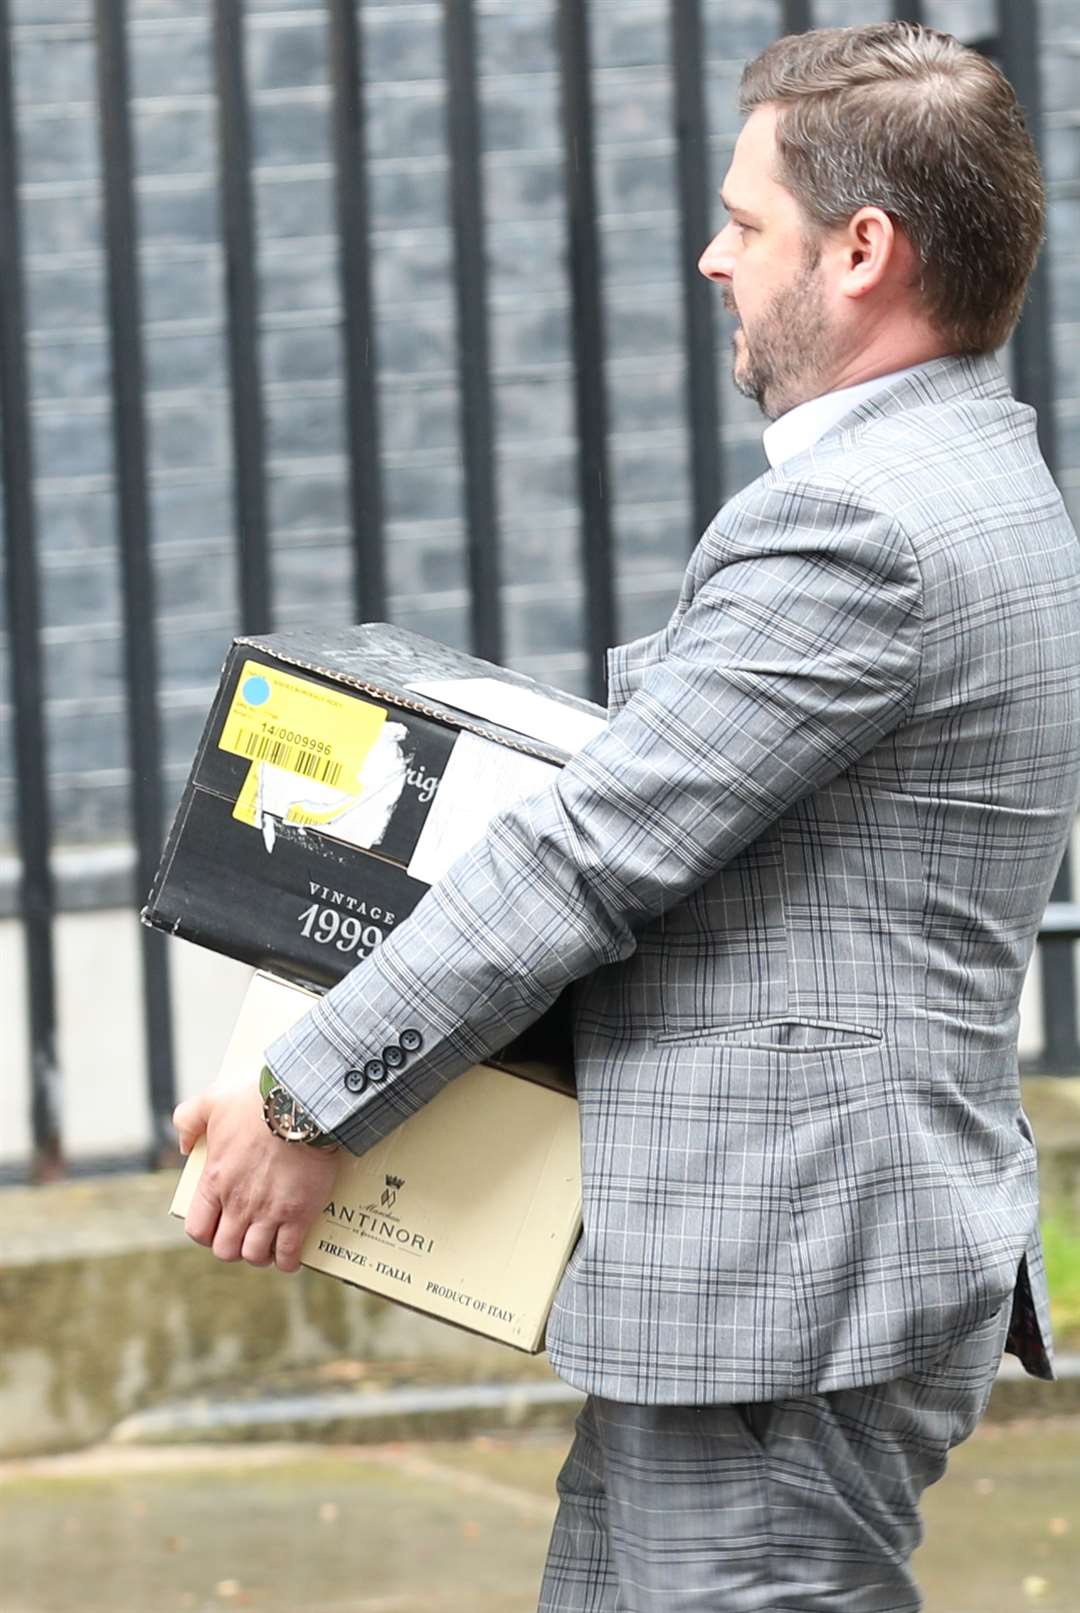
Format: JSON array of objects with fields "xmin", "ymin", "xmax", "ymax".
[{"xmin": 237, "ymin": 728, "xmax": 343, "ymax": 788}]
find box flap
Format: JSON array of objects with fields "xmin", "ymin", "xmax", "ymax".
[{"xmin": 235, "ymin": 623, "xmax": 605, "ymax": 767}]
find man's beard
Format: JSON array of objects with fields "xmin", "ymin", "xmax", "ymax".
[{"xmin": 728, "ymin": 251, "xmax": 830, "ymax": 421}]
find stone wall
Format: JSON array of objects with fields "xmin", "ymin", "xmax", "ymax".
[{"xmin": 2, "ymin": 0, "xmax": 1078, "ymax": 857}]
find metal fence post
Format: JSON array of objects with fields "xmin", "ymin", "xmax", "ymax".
[
  {"xmin": 671, "ymin": 0, "xmax": 722, "ymax": 548},
  {"xmin": 95, "ymin": 0, "xmax": 178, "ymax": 1159},
  {"xmin": 996, "ymin": 0, "xmax": 1080, "ymax": 1073},
  {"xmin": 557, "ymin": 0, "xmax": 616, "ymax": 702},
  {"xmin": 0, "ymin": 0, "xmax": 62, "ymax": 1178},
  {"xmin": 328, "ymin": 0, "xmax": 387, "ymax": 625},
  {"xmin": 445, "ymin": 0, "xmax": 502, "ymax": 664},
  {"xmin": 780, "ymin": 1, "xmax": 813, "ymax": 34},
  {"xmin": 214, "ymin": 0, "xmax": 272, "ymax": 636}
]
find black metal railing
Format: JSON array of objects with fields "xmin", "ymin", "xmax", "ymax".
[
  {"xmin": 328, "ymin": 0, "xmax": 387, "ymax": 630},
  {"xmin": 95, "ymin": 0, "xmax": 177, "ymax": 1165},
  {"xmin": 1, "ymin": 0, "xmax": 1076, "ymax": 1180},
  {"xmin": 0, "ymin": 0, "xmax": 57, "ymax": 1173}
]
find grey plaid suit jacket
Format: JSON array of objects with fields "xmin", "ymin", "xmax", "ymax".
[{"xmin": 268, "ymin": 353, "xmax": 1080, "ymax": 1404}]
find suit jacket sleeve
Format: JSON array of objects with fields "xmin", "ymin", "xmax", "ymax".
[{"xmin": 265, "ymin": 475, "xmax": 924, "ymax": 1153}]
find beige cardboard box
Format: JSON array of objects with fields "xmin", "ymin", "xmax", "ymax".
[{"xmin": 171, "ymin": 972, "xmax": 582, "ymax": 1352}]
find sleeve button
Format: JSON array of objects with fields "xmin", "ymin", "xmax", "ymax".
[
  {"xmin": 344, "ymin": 1069, "xmax": 365, "ymax": 1094},
  {"xmin": 400, "ymin": 1028, "xmax": 423, "ymax": 1052},
  {"xmin": 382, "ymin": 1044, "xmax": 406, "ymax": 1070},
  {"xmin": 364, "ymin": 1058, "xmax": 386, "ymax": 1083}
]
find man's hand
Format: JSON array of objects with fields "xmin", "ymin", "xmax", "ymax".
[{"xmin": 173, "ymin": 1083, "xmax": 338, "ymax": 1273}]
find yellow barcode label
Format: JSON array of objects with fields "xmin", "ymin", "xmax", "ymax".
[
  {"xmin": 231, "ymin": 725, "xmax": 345, "ymax": 787},
  {"xmin": 220, "ymin": 660, "xmax": 387, "ymax": 796}
]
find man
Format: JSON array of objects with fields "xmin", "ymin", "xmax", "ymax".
[{"xmin": 175, "ymin": 23, "xmax": 1080, "ymax": 1611}]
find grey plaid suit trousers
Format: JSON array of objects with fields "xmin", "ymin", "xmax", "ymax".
[
  {"xmin": 538, "ymin": 1301, "xmax": 1012, "ymax": 1611},
  {"xmin": 270, "ymin": 352, "xmax": 1080, "ymax": 1404}
]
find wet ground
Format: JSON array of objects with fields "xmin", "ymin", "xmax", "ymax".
[{"xmin": 3, "ymin": 1418, "xmax": 1078, "ymax": 1613}]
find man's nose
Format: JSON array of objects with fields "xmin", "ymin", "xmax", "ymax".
[{"xmin": 698, "ymin": 228, "xmax": 734, "ymax": 283}]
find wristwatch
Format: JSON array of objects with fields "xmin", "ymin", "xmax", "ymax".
[{"xmin": 259, "ymin": 1066, "xmax": 339, "ymax": 1150}]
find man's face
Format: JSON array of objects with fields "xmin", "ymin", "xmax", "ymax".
[{"xmin": 699, "ymin": 105, "xmax": 834, "ymax": 421}]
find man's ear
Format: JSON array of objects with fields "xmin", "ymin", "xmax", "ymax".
[{"xmin": 838, "ymin": 206, "xmax": 898, "ymax": 300}]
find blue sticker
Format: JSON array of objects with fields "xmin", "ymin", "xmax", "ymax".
[{"xmin": 242, "ymin": 674, "xmax": 271, "ymax": 707}]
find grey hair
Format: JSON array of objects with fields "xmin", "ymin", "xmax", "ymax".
[{"xmin": 739, "ymin": 23, "xmax": 1045, "ymax": 353}]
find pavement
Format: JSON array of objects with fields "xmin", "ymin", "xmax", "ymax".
[{"xmin": 4, "ymin": 1418, "xmax": 1079, "ymax": 1613}]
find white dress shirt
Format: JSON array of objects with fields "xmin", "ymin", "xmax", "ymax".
[{"xmin": 761, "ymin": 365, "xmax": 928, "ymax": 469}]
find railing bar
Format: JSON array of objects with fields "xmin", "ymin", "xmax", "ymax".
[
  {"xmin": 556, "ymin": 0, "xmax": 615, "ymax": 703},
  {"xmin": 94, "ymin": 0, "xmax": 177, "ymax": 1159},
  {"xmin": 0, "ymin": 0, "xmax": 62, "ymax": 1178},
  {"xmin": 327, "ymin": 0, "xmax": 387, "ymax": 623},
  {"xmin": 780, "ymin": 1, "xmax": 813, "ymax": 34},
  {"xmin": 213, "ymin": 0, "xmax": 272, "ymax": 634},
  {"xmin": 996, "ymin": 0, "xmax": 1075, "ymax": 1072},
  {"xmin": 444, "ymin": 0, "xmax": 502, "ymax": 663},
  {"xmin": 670, "ymin": 0, "xmax": 722, "ymax": 547},
  {"xmin": 1038, "ymin": 903, "xmax": 1080, "ymax": 937},
  {"xmin": 996, "ymin": 5, "xmax": 1057, "ymax": 474}
]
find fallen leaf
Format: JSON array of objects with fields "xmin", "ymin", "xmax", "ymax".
[
  {"xmin": 974, "ymin": 1477, "xmax": 994, "ymax": 1495},
  {"xmin": 1022, "ymin": 1576, "xmax": 1050, "ymax": 1601},
  {"xmin": 319, "ymin": 1501, "xmax": 340, "ymax": 1524},
  {"xmin": 463, "ymin": 1520, "xmax": 481, "ymax": 1540},
  {"xmin": 1049, "ymin": 1517, "xmax": 1070, "ymax": 1537},
  {"xmin": 215, "ymin": 1580, "xmax": 242, "ymax": 1600},
  {"xmin": 320, "ymin": 1360, "xmax": 368, "ymax": 1382}
]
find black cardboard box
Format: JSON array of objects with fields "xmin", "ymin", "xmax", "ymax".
[{"xmin": 144, "ymin": 623, "xmax": 607, "ymax": 1079}]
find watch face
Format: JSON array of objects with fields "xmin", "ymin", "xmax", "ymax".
[{"xmin": 264, "ymin": 1085, "xmax": 318, "ymax": 1144}]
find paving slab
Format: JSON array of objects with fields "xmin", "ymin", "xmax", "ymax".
[
  {"xmin": 1, "ymin": 1440, "xmax": 554, "ymax": 1613},
  {"xmin": 917, "ymin": 1417, "xmax": 1080, "ymax": 1613},
  {"xmin": 3, "ymin": 1419, "xmax": 1079, "ymax": 1613}
]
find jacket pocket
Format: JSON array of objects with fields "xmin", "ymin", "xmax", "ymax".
[{"xmin": 655, "ymin": 1016, "xmax": 884, "ymax": 1053}]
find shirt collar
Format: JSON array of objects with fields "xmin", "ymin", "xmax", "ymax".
[{"xmin": 761, "ymin": 364, "xmax": 929, "ymax": 469}]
